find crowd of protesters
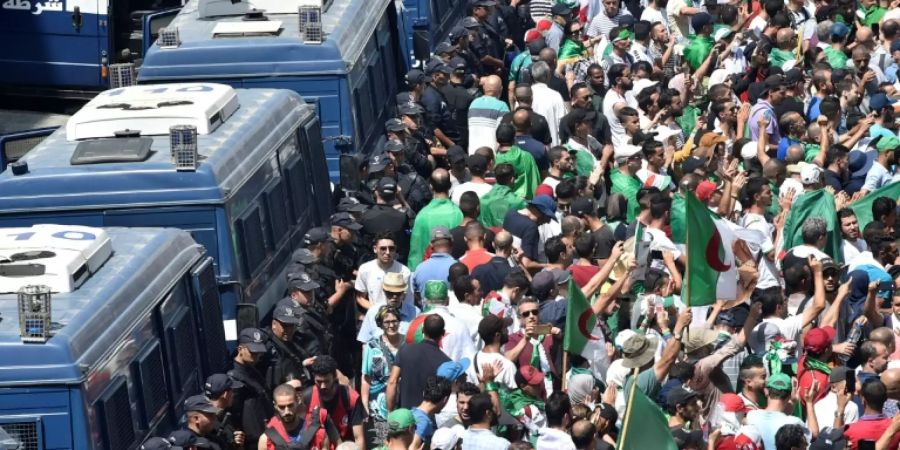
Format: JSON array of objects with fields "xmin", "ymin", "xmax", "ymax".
[{"xmin": 141, "ymin": 0, "xmax": 900, "ymax": 448}]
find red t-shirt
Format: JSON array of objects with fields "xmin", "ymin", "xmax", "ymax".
[
  {"xmin": 796, "ymin": 357, "xmax": 830, "ymax": 407},
  {"xmin": 845, "ymin": 416, "xmax": 900, "ymax": 450},
  {"xmin": 460, "ymin": 248, "xmax": 494, "ymax": 272},
  {"xmin": 570, "ymin": 264, "xmax": 601, "ymax": 289}
]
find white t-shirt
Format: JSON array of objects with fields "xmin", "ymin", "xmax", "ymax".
[
  {"xmin": 449, "ymin": 302, "xmax": 484, "ymax": 342},
  {"xmin": 354, "ymin": 260, "xmax": 414, "ymax": 308},
  {"xmin": 536, "ymin": 427, "xmax": 577, "ymax": 450},
  {"xmin": 842, "ymin": 238, "xmax": 867, "ymax": 263},
  {"xmin": 451, "ymin": 181, "xmax": 493, "ymax": 204},
  {"xmin": 640, "ymin": 8, "xmax": 666, "ymax": 29},
  {"xmin": 813, "ymin": 391, "xmax": 859, "ymax": 429},
  {"xmin": 762, "ymin": 315, "xmax": 805, "ymax": 343},
  {"xmin": 746, "ymin": 409, "xmax": 809, "ymax": 450},
  {"xmin": 740, "ymin": 213, "xmax": 780, "ymax": 289},
  {"xmin": 603, "ymin": 89, "xmax": 637, "ymax": 151},
  {"xmin": 474, "ymin": 351, "xmax": 519, "ymax": 391},
  {"xmin": 666, "ymin": 0, "xmax": 691, "ymax": 41}
]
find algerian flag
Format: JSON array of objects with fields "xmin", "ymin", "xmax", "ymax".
[
  {"xmin": 671, "ymin": 193, "xmax": 686, "ymax": 244},
  {"xmin": 564, "ymin": 278, "xmax": 600, "ymax": 357},
  {"xmin": 684, "ymin": 192, "xmax": 737, "ymax": 306},
  {"xmin": 850, "ymin": 181, "xmax": 900, "ymax": 232},
  {"xmin": 617, "ymin": 384, "xmax": 678, "ymax": 450}
]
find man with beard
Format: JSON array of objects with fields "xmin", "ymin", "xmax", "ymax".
[
  {"xmin": 749, "ymin": 75, "xmax": 787, "ymax": 147},
  {"xmin": 824, "ymin": 145, "xmax": 849, "ymax": 193},
  {"xmin": 438, "ymin": 382, "xmax": 481, "ymax": 429},
  {"xmin": 863, "ymin": 134, "xmax": 900, "ymax": 195},
  {"xmin": 205, "ymin": 374, "xmax": 246, "ymax": 449},
  {"xmin": 462, "ymin": 393, "xmax": 510, "ymax": 449},
  {"xmin": 300, "ymin": 356, "xmax": 366, "ymax": 449},
  {"xmin": 839, "ymin": 209, "xmax": 868, "ymax": 262},
  {"xmin": 474, "ymin": 314, "xmax": 518, "ymax": 390},
  {"xmin": 585, "ymin": 64, "xmax": 605, "ymax": 112},
  {"xmin": 258, "ymin": 384, "xmax": 306, "ymax": 449},
  {"xmin": 541, "ymin": 146, "xmax": 575, "ymax": 192},
  {"xmin": 182, "ymin": 395, "xmax": 223, "ymax": 449},
  {"xmin": 602, "ymin": 64, "xmax": 637, "ymax": 153},
  {"xmin": 807, "ymin": 67, "xmax": 834, "ymax": 122}
]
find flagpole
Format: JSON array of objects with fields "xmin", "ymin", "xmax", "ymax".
[
  {"xmin": 561, "ymin": 351, "xmax": 569, "ymax": 391},
  {"xmin": 618, "ymin": 367, "xmax": 641, "ymax": 448},
  {"xmin": 685, "ymin": 195, "xmax": 691, "ymax": 342}
]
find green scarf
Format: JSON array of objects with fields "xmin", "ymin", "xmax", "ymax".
[
  {"xmin": 683, "ymin": 34, "xmax": 714, "ymax": 70},
  {"xmin": 764, "ymin": 341, "xmax": 784, "ymax": 376},
  {"xmin": 558, "ymin": 38, "xmax": 587, "ymax": 65},
  {"xmin": 768, "ymin": 47, "xmax": 796, "ymax": 68},
  {"xmin": 860, "ymin": 4, "xmax": 887, "ymax": 27},
  {"xmin": 529, "ymin": 335, "xmax": 546, "ymax": 368},
  {"xmin": 804, "ymin": 356, "xmax": 832, "ymax": 375},
  {"xmin": 503, "ymin": 389, "xmax": 546, "ymax": 417}
]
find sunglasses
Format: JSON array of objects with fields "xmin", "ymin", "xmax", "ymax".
[
  {"xmin": 378, "ymin": 245, "xmax": 396, "ymax": 251},
  {"xmin": 521, "ymin": 309, "xmax": 539, "ymax": 318}
]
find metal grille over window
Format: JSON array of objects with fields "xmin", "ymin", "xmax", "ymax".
[
  {"xmin": 170, "ymin": 125, "xmax": 199, "ymax": 171},
  {"xmin": 157, "ymin": 27, "xmax": 181, "ymax": 48},
  {"xmin": 298, "ymin": 6, "xmax": 323, "ymax": 44},
  {"xmin": 17, "ymin": 285, "xmax": 52, "ymax": 343},
  {"xmin": 108, "ymin": 63, "xmax": 136, "ymax": 88},
  {"xmin": 0, "ymin": 422, "xmax": 40, "ymax": 450}
]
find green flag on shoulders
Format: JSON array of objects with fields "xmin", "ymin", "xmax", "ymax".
[
  {"xmin": 850, "ymin": 181, "xmax": 900, "ymax": 232},
  {"xmin": 782, "ymin": 189, "xmax": 843, "ymax": 263}
]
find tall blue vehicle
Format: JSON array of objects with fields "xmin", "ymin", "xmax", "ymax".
[
  {"xmin": 0, "ymin": 0, "xmax": 183, "ymax": 97},
  {"xmin": 137, "ymin": 0, "xmax": 408, "ymax": 180},
  {"xmin": 0, "ymin": 225, "xmax": 225, "ymax": 449},
  {"xmin": 0, "ymin": 83, "xmax": 332, "ymax": 337},
  {"xmin": 401, "ymin": 0, "xmax": 468, "ymax": 65}
]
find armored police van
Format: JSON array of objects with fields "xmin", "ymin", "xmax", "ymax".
[
  {"xmin": 0, "ymin": 225, "xmax": 225, "ymax": 449},
  {"xmin": 137, "ymin": 0, "xmax": 407, "ymax": 180},
  {"xmin": 0, "ymin": 83, "xmax": 333, "ymax": 337}
]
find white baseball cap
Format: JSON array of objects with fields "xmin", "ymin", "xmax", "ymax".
[
  {"xmin": 632, "ymin": 78, "xmax": 659, "ymax": 97},
  {"xmin": 800, "ymin": 163, "xmax": 824, "ymax": 185}
]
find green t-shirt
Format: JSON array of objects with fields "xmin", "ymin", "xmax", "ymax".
[{"xmin": 610, "ymin": 168, "xmax": 642, "ymax": 222}]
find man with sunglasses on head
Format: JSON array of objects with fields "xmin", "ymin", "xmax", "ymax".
[{"xmin": 356, "ymin": 233, "xmax": 414, "ymax": 314}]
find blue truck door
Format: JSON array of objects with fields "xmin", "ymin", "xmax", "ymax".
[{"xmin": 0, "ymin": 0, "xmax": 105, "ymax": 89}]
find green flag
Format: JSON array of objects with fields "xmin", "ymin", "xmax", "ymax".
[
  {"xmin": 850, "ymin": 181, "xmax": 900, "ymax": 232},
  {"xmin": 683, "ymin": 35, "xmax": 714, "ymax": 71},
  {"xmin": 617, "ymin": 384, "xmax": 678, "ymax": 450},
  {"xmin": 782, "ymin": 189, "xmax": 843, "ymax": 263},
  {"xmin": 564, "ymin": 278, "xmax": 599, "ymax": 358},
  {"xmin": 684, "ymin": 193, "xmax": 737, "ymax": 306},
  {"xmin": 478, "ymin": 184, "xmax": 527, "ymax": 228}
]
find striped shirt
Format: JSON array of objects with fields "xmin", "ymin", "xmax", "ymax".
[
  {"xmin": 650, "ymin": 41, "xmax": 682, "ymax": 79},
  {"xmin": 587, "ymin": 9, "xmax": 632, "ymax": 39},
  {"xmin": 528, "ymin": 0, "xmax": 553, "ymax": 22},
  {"xmin": 467, "ymin": 95, "xmax": 510, "ymax": 154}
]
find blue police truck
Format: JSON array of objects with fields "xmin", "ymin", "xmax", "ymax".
[
  {"xmin": 0, "ymin": 83, "xmax": 332, "ymax": 337},
  {"xmin": 137, "ymin": 0, "xmax": 407, "ymax": 179},
  {"xmin": 0, "ymin": 0, "xmax": 182, "ymax": 97},
  {"xmin": 0, "ymin": 225, "xmax": 225, "ymax": 449},
  {"xmin": 401, "ymin": 0, "xmax": 468, "ymax": 64}
]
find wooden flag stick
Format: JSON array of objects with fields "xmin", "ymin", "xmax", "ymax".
[
  {"xmin": 561, "ymin": 351, "xmax": 569, "ymax": 391},
  {"xmin": 617, "ymin": 367, "xmax": 642, "ymax": 449}
]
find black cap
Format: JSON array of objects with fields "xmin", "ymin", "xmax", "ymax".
[
  {"xmin": 385, "ymin": 118, "xmax": 407, "ymax": 132},
  {"xmin": 369, "ymin": 152, "xmax": 391, "ymax": 172},
  {"xmin": 448, "ymin": 145, "xmax": 467, "ymax": 164},
  {"xmin": 681, "ymin": 156, "xmax": 708, "ymax": 174},
  {"xmin": 302, "ymin": 227, "xmax": 330, "ymax": 246},
  {"xmin": 291, "ymin": 248, "xmax": 317, "ymax": 264},
  {"xmin": 204, "ymin": 373, "xmax": 244, "ymax": 397},
  {"xmin": 377, "ymin": 177, "xmax": 398, "ymax": 197},
  {"xmin": 666, "ymin": 387, "xmax": 699, "ymax": 410},
  {"xmin": 434, "ymin": 41, "xmax": 457, "ymax": 55},
  {"xmin": 530, "ymin": 270, "xmax": 556, "ymax": 299},
  {"xmin": 470, "ymin": 0, "xmax": 497, "ymax": 6},
  {"xmin": 449, "ymin": 26, "xmax": 468, "ymax": 44},
  {"xmin": 763, "ymin": 74, "xmax": 786, "ymax": 94},
  {"xmin": 288, "ymin": 272, "xmax": 321, "ymax": 291},
  {"xmin": 449, "ymin": 56, "xmax": 468, "ymax": 71},
  {"xmin": 331, "ymin": 212, "xmax": 362, "ymax": 230},
  {"xmin": 337, "ymin": 196, "xmax": 367, "ymax": 213},
  {"xmin": 551, "ymin": 2, "xmax": 573, "ymax": 15},
  {"xmin": 272, "ymin": 303, "xmax": 302, "ymax": 325},
  {"xmin": 431, "ymin": 64, "xmax": 453, "ymax": 75},
  {"xmin": 184, "ymin": 395, "xmax": 222, "ymax": 415},
  {"xmin": 405, "ymin": 69, "xmax": 430, "ymax": 86},
  {"xmin": 384, "ymin": 140, "xmax": 406, "ymax": 154},
  {"xmin": 690, "ymin": 12, "xmax": 713, "ymax": 30},
  {"xmin": 570, "ymin": 197, "xmax": 598, "ymax": 217},
  {"xmin": 528, "ymin": 36, "xmax": 547, "ymax": 56},
  {"xmin": 238, "ymin": 327, "xmax": 268, "ymax": 353},
  {"xmin": 398, "ymin": 102, "xmax": 425, "ymax": 116},
  {"xmin": 461, "ymin": 17, "xmax": 481, "ymax": 29},
  {"xmin": 784, "ymin": 68, "xmax": 803, "ymax": 85},
  {"xmin": 809, "ymin": 427, "xmax": 847, "ymax": 450}
]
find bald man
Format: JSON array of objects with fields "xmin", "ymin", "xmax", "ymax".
[
  {"xmin": 512, "ymin": 108, "xmax": 550, "ymax": 172},
  {"xmin": 881, "ymin": 369, "xmax": 900, "ymax": 400},
  {"xmin": 468, "ymin": 75, "xmax": 511, "ymax": 154},
  {"xmin": 770, "ymin": 28, "xmax": 798, "ymax": 69},
  {"xmin": 501, "ymin": 85, "xmax": 553, "ymax": 146},
  {"xmin": 470, "ymin": 230, "xmax": 518, "ymax": 294},
  {"xmin": 406, "ymin": 168, "xmax": 464, "ymax": 269}
]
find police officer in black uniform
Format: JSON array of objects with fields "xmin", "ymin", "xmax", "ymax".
[
  {"xmin": 285, "ymin": 272, "xmax": 332, "ymax": 358},
  {"xmin": 204, "ymin": 374, "xmax": 246, "ymax": 450},
  {"xmin": 325, "ymin": 213, "xmax": 364, "ymax": 379},
  {"xmin": 385, "ymin": 118, "xmax": 430, "ymax": 178},
  {"xmin": 360, "ymin": 178, "xmax": 413, "ymax": 263},
  {"xmin": 420, "ymin": 64, "xmax": 459, "ymax": 148},
  {"xmin": 262, "ymin": 301, "xmax": 313, "ymax": 391},
  {"xmin": 384, "ymin": 139, "xmax": 432, "ymax": 214},
  {"xmin": 227, "ymin": 328, "xmax": 272, "ymax": 450},
  {"xmin": 448, "ymin": 26, "xmax": 482, "ymax": 85},
  {"xmin": 466, "ymin": 4, "xmax": 505, "ymax": 75},
  {"xmin": 441, "ymin": 57, "xmax": 477, "ymax": 150}
]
